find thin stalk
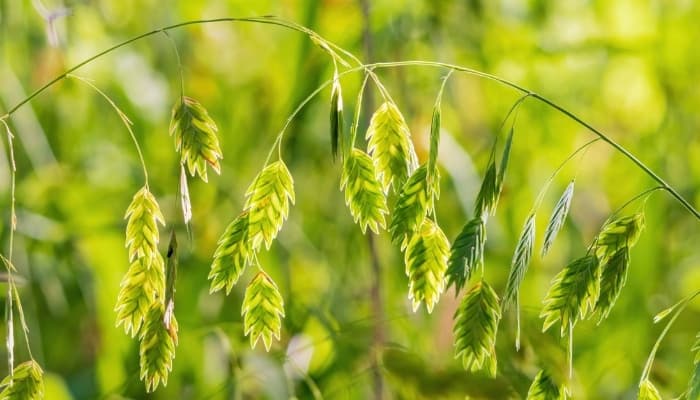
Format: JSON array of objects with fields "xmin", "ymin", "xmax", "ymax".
[
  {"xmin": 640, "ymin": 290, "xmax": 700, "ymax": 384},
  {"xmin": 488, "ymin": 93, "xmax": 531, "ymax": 164},
  {"xmin": 349, "ymin": 71, "xmax": 372, "ymax": 149},
  {"xmin": 568, "ymin": 320, "xmax": 574, "ymax": 379},
  {"xmin": 67, "ymin": 75, "xmax": 150, "ymax": 184},
  {"xmin": 608, "ymin": 186, "xmax": 665, "ymax": 221},
  {"xmin": 160, "ymin": 30, "xmax": 186, "ymax": 98},
  {"xmin": 1, "ymin": 119, "xmax": 18, "ymax": 373},
  {"xmin": 532, "ymin": 138, "xmax": 601, "ymax": 210}
]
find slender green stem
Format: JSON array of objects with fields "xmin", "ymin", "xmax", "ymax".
[
  {"xmin": 67, "ymin": 75, "xmax": 150, "ymax": 185},
  {"xmin": 532, "ymin": 138, "xmax": 601, "ymax": 211},
  {"xmin": 489, "ymin": 93, "xmax": 531, "ymax": 164},
  {"xmin": 568, "ymin": 320, "xmax": 574, "ymax": 379},
  {"xmin": 161, "ymin": 30, "xmax": 186, "ymax": 98},
  {"xmin": 640, "ymin": 290, "xmax": 700, "ymax": 384},
  {"xmin": 349, "ymin": 72, "xmax": 372, "ymax": 149},
  {"xmin": 1, "ymin": 119, "xmax": 19, "ymax": 372},
  {"xmin": 0, "ymin": 18, "xmax": 697, "ymax": 221},
  {"xmin": 608, "ymin": 186, "xmax": 665, "ymax": 221}
]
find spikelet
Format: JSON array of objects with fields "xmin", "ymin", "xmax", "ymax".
[
  {"xmin": 404, "ymin": 219, "xmax": 450, "ymax": 313},
  {"xmin": 0, "ymin": 360, "xmax": 44, "ymax": 400},
  {"xmin": 340, "ymin": 148, "xmax": 389, "ymax": 234},
  {"xmin": 593, "ymin": 212, "xmax": 645, "ymax": 322},
  {"xmin": 542, "ymin": 181, "xmax": 575, "ymax": 257},
  {"xmin": 242, "ymin": 271, "xmax": 285, "ymax": 351},
  {"xmin": 594, "ymin": 247, "xmax": 630, "ymax": 322},
  {"xmin": 169, "ymin": 96, "xmax": 223, "ymax": 182},
  {"xmin": 244, "ymin": 161, "xmax": 295, "ymax": 251},
  {"xmin": 446, "ymin": 217, "xmax": 485, "ymax": 293},
  {"xmin": 209, "ymin": 211, "xmax": 253, "ymax": 294},
  {"xmin": 389, "ymin": 165, "xmax": 430, "ymax": 249},
  {"xmin": 453, "ymin": 280, "xmax": 501, "ymax": 376},
  {"xmin": 139, "ymin": 303, "xmax": 178, "ymax": 393},
  {"xmin": 540, "ymin": 255, "xmax": 601, "ymax": 336},
  {"xmin": 595, "ymin": 213, "xmax": 645, "ymax": 261},
  {"xmin": 526, "ymin": 370, "xmax": 567, "ymax": 400},
  {"xmin": 503, "ymin": 214, "xmax": 536, "ymax": 310},
  {"xmin": 365, "ymin": 101, "xmax": 418, "ymax": 192},
  {"xmin": 474, "ymin": 161, "xmax": 499, "ymax": 218},
  {"xmin": 638, "ymin": 379, "xmax": 661, "ymax": 400},
  {"xmin": 125, "ymin": 186, "xmax": 165, "ymax": 263},
  {"xmin": 115, "ymin": 254, "xmax": 165, "ymax": 337}
]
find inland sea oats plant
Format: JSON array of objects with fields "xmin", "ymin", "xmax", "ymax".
[{"xmin": 1, "ymin": 14, "xmax": 699, "ymax": 399}]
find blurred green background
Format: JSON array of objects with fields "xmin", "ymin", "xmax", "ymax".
[{"xmin": 1, "ymin": 0, "xmax": 699, "ymax": 398}]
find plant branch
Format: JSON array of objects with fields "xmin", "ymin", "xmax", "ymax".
[{"xmin": 0, "ymin": 18, "xmax": 697, "ymax": 221}]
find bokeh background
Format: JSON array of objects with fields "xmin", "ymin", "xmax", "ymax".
[{"xmin": 1, "ymin": 0, "xmax": 699, "ymax": 398}]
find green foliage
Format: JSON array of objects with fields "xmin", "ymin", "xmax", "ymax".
[
  {"xmin": 169, "ymin": 96, "xmax": 223, "ymax": 182},
  {"xmin": 329, "ymin": 72, "xmax": 344, "ymax": 160},
  {"xmin": 404, "ymin": 219, "xmax": 450, "ymax": 313},
  {"xmin": 526, "ymin": 370, "xmax": 566, "ymax": 400},
  {"xmin": 4, "ymin": 7, "xmax": 700, "ymax": 399},
  {"xmin": 541, "ymin": 255, "xmax": 601, "ymax": 336},
  {"xmin": 503, "ymin": 213, "xmax": 536, "ymax": 309},
  {"xmin": 0, "ymin": 360, "xmax": 44, "ymax": 400},
  {"xmin": 542, "ymin": 181, "xmax": 575, "ymax": 257},
  {"xmin": 244, "ymin": 160, "xmax": 295, "ymax": 251},
  {"xmin": 638, "ymin": 379, "xmax": 661, "ymax": 400},
  {"xmin": 453, "ymin": 280, "xmax": 501, "ymax": 377},
  {"xmin": 208, "ymin": 211, "xmax": 252, "ymax": 294},
  {"xmin": 594, "ymin": 247, "xmax": 630, "ymax": 322},
  {"xmin": 688, "ymin": 363, "xmax": 700, "ymax": 400},
  {"xmin": 115, "ymin": 255, "xmax": 165, "ymax": 337},
  {"xmin": 474, "ymin": 161, "xmax": 499, "ymax": 218},
  {"xmin": 365, "ymin": 101, "xmax": 418, "ymax": 192},
  {"xmin": 693, "ymin": 332, "xmax": 700, "ymax": 364},
  {"xmin": 389, "ymin": 164, "xmax": 430, "ymax": 249},
  {"xmin": 340, "ymin": 148, "xmax": 389, "ymax": 234},
  {"xmin": 124, "ymin": 186, "xmax": 165, "ymax": 263},
  {"xmin": 595, "ymin": 213, "xmax": 645, "ymax": 260},
  {"xmin": 242, "ymin": 271, "xmax": 285, "ymax": 351},
  {"xmin": 446, "ymin": 217, "xmax": 485, "ymax": 293},
  {"xmin": 139, "ymin": 303, "xmax": 178, "ymax": 393}
]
